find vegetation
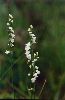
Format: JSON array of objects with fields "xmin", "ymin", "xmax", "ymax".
[{"xmin": 0, "ymin": 0, "xmax": 65, "ymax": 99}]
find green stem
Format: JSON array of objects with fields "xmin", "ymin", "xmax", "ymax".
[
  {"xmin": 31, "ymin": 91, "xmax": 32, "ymax": 99},
  {"xmin": 12, "ymin": 69, "xmax": 15, "ymax": 99},
  {"xmin": 34, "ymin": 83, "xmax": 35, "ymax": 99},
  {"xmin": 11, "ymin": 54, "xmax": 15, "ymax": 99}
]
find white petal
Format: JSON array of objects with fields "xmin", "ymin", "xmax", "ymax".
[
  {"xmin": 28, "ymin": 73, "xmax": 30, "ymax": 76},
  {"xmin": 35, "ymin": 66, "xmax": 38, "ymax": 70},
  {"xmin": 30, "ymin": 25, "xmax": 33, "ymax": 28},
  {"xmin": 9, "ymin": 14, "xmax": 13, "ymax": 18},
  {"xmin": 31, "ymin": 78, "xmax": 36, "ymax": 83}
]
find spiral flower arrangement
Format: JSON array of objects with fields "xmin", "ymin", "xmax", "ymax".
[
  {"xmin": 25, "ymin": 25, "xmax": 40, "ymax": 97},
  {"xmin": 5, "ymin": 13, "xmax": 41, "ymax": 99},
  {"xmin": 5, "ymin": 14, "xmax": 15, "ymax": 54}
]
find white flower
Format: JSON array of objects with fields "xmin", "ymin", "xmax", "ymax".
[
  {"xmin": 37, "ymin": 57, "xmax": 39, "ymax": 59},
  {"xmin": 25, "ymin": 51, "xmax": 30, "ymax": 55},
  {"xmin": 29, "ymin": 31, "xmax": 32, "ymax": 34},
  {"xmin": 7, "ymin": 23, "xmax": 10, "ymax": 26},
  {"xmin": 9, "ymin": 14, "xmax": 13, "ymax": 18},
  {"xmin": 25, "ymin": 42, "xmax": 31, "ymax": 61},
  {"xmin": 28, "ymin": 73, "xmax": 31, "ymax": 76},
  {"xmin": 32, "ymin": 37, "xmax": 36, "ymax": 43},
  {"xmin": 25, "ymin": 42, "xmax": 31, "ymax": 51},
  {"xmin": 27, "ymin": 55, "xmax": 31, "ymax": 60},
  {"xmin": 30, "ymin": 25, "xmax": 33, "ymax": 28},
  {"xmin": 32, "ymin": 60, "xmax": 34, "ymax": 63},
  {"xmin": 10, "ymin": 38, "xmax": 14, "ymax": 43},
  {"xmin": 28, "ymin": 88, "xmax": 33, "ymax": 91},
  {"xmin": 29, "ymin": 65, "xmax": 32, "ymax": 68},
  {"xmin": 36, "ymin": 70, "xmax": 40, "ymax": 74},
  {"xmin": 25, "ymin": 50, "xmax": 31, "ymax": 60},
  {"xmin": 5, "ymin": 50, "xmax": 10, "ymax": 54},
  {"xmin": 29, "ymin": 33, "xmax": 36, "ymax": 43},
  {"xmin": 33, "ymin": 73, "xmax": 38, "ymax": 78},
  {"xmin": 9, "ymin": 27, "xmax": 14, "ymax": 33},
  {"xmin": 11, "ymin": 20, "xmax": 13, "ymax": 23},
  {"xmin": 28, "ymin": 60, "xmax": 30, "ymax": 63},
  {"xmin": 28, "ymin": 25, "xmax": 36, "ymax": 44},
  {"xmin": 28, "ymin": 28, "xmax": 31, "ymax": 32},
  {"xmin": 6, "ymin": 13, "xmax": 15, "ymax": 49},
  {"xmin": 34, "ymin": 59, "xmax": 37, "ymax": 62},
  {"xmin": 31, "ymin": 77, "xmax": 36, "ymax": 83},
  {"xmin": 25, "ymin": 42, "xmax": 31, "ymax": 47},
  {"xmin": 10, "ymin": 33, "xmax": 15, "ymax": 38},
  {"xmin": 9, "ymin": 27, "xmax": 13, "ymax": 30},
  {"xmin": 36, "ymin": 52, "xmax": 38, "ymax": 55},
  {"xmin": 9, "ymin": 18, "xmax": 11, "ymax": 21},
  {"xmin": 30, "ymin": 34, "xmax": 35, "ymax": 37},
  {"xmin": 32, "ymin": 63, "xmax": 34, "ymax": 66},
  {"xmin": 10, "ymin": 43, "xmax": 14, "ymax": 47},
  {"xmin": 35, "ymin": 66, "xmax": 38, "ymax": 70},
  {"xmin": 32, "ymin": 59, "xmax": 37, "ymax": 63},
  {"xmin": 11, "ymin": 29, "xmax": 14, "ymax": 33},
  {"xmin": 25, "ymin": 46, "xmax": 30, "ymax": 51},
  {"xmin": 34, "ymin": 53, "xmax": 36, "ymax": 58}
]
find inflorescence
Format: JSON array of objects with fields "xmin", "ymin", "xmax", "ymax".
[
  {"xmin": 5, "ymin": 14, "xmax": 15, "ymax": 54},
  {"xmin": 25, "ymin": 25, "xmax": 40, "ymax": 85},
  {"xmin": 5, "ymin": 13, "xmax": 41, "ymax": 97}
]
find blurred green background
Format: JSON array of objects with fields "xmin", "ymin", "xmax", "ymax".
[{"xmin": 0, "ymin": 0, "xmax": 65, "ymax": 99}]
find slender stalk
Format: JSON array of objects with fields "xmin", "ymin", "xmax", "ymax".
[
  {"xmin": 31, "ymin": 91, "xmax": 32, "ymax": 99},
  {"xmin": 12, "ymin": 70, "xmax": 15, "ymax": 99},
  {"xmin": 11, "ymin": 54, "xmax": 15, "ymax": 99},
  {"xmin": 39, "ymin": 79, "xmax": 47, "ymax": 98},
  {"xmin": 34, "ymin": 83, "xmax": 35, "ymax": 99}
]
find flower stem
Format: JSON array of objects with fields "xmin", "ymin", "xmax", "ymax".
[
  {"xmin": 11, "ymin": 54, "xmax": 15, "ymax": 99},
  {"xmin": 34, "ymin": 83, "xmax": 35, "ymax": 99}
]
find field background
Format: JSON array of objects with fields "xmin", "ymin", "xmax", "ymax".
[{"xmin": 0, "ymin": 0, "xmax": 65, "ymax": 99}]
